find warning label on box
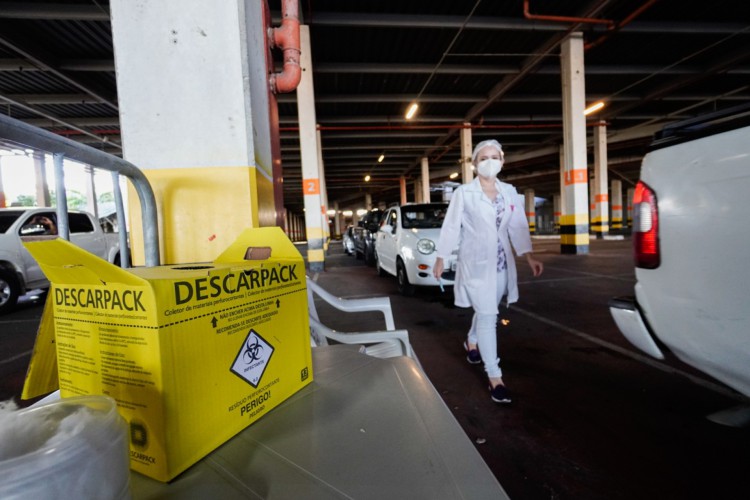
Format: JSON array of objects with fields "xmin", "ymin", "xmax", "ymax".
[{"xmin": 231, "ymin": 329, "xmax": 274, "ymax": 388}]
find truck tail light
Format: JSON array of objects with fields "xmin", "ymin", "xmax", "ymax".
[{"xmin": 632, "ymin": 180, "xmax": 660, "ymax": 269}]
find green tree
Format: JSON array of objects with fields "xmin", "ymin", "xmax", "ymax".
[
  {"xmin": 49, "ymin": 190, "xmax": 88, "ymax": 210},
  {"xmin": 99, "ymin": 192, "xmax": 115, "ymax": 203},
  {"xmin": 13, "ymin": 194, "xmax": 36, "ymax": 206}
]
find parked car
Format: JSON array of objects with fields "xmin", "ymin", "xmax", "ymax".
[
  {"xmin": 374, "ymin": 202, "xmax": 457, "ymax": 296},
  {"xmin": 609, "ymin": 104, "xmax": 750, "ymax": 399},
  {"xmin": 342, "ymin": 225, "xmax": 355, "ymax": 255},
  {"xmin": 352, "ymin": 208, "xmax": 384, "ymax": 265},
  {"xmin": 0, "ymin": 208, "xmax": 124, "ymax": 314}
]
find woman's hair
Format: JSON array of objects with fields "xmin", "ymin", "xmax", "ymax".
[{"xmin": 471, "ymin": 139, "xmax": 504, "ymax": 163}]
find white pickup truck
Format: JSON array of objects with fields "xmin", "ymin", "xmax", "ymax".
[
  {"xmin": 609, "ymin": 104, "xmax": 750, "ymax": 400},
  {"xmin": 0, "ymin": 207, "xmax": 123, "ymax": 314}
]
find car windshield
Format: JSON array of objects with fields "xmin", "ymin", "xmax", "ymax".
[
  {"xmin": 401, "ymin": 204, "xmax": 448, "ymax": 229},
  {"xmin": 0, "ymin": 211, "xmax": 24, "ymax": 234}
]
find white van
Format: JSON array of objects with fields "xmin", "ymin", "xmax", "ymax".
[{"xmin": 609, "ymin": 104, "xmax": 750, "ymax": 399}]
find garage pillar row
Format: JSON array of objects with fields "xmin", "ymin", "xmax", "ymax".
[
  {"xmin": 460, "ymin": 123, "xmax": 473, "ymax": 184},
  {"xmin": 316, "ymin": 128, "xmax": 330, "ymax": 250},
  {"xmin": 524, "ymin": 189, "xmax": 535, "ymax": 234},
  {"xmin": 34, "ymin": 154, "xmax": 51, "ymax": 207},
  {"xmin": 559, "ymin": 33, "xmax": 590, "ymax": 254},
  {"xmin": 610, "ymin": 180, "xmax": 623, "ymax": 231},
  {"xmin": 626, "ymin": 187, "xmax": 635, "ymax": 228},
  {"xmin": 298, "ymin": 25, "xmax": 326, "ymax": 271},
  {"xmin": 592, "ymin": 123, "xmax": 609, "ymax": 238},
  {"xmin": 110, "ymin": 0, "xmax": 279, "ymax": 264},
  {"xmin": 421, "ymin": 157, "xmax": 431, "ymax": 203}
]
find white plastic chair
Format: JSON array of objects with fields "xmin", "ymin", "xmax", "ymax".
[{"xmin": 306, "ymin": 276, "xmax": 414, "ymax": 359}]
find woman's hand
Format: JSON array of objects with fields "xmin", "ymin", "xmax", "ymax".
[
  {"xmin": 433, "ymin": 257, "xmax": 444, "ymax": 280},
  {"xmin": 526, "ymin": 253, "xmax": 544, "ymax": 277}
]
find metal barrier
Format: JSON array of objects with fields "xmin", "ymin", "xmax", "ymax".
[{"xmin": 0, "ymin": 113, "xmax": 160, "ymax": 267}]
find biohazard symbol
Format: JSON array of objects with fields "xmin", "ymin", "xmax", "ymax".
[{"xmin": 242, "ymin": 337, "xmax": 264, "ymax": 364}]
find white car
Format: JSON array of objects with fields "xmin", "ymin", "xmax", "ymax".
[
  {"xmin": 342, "ymin": 225, "xmax": 355, "ymax": 255},
  {"xmin": 609, "ymin": 104, "xmax": 750, "ymax": 402},
  {"xmin": 0, "ymin": 208, "xmax": 123, "ymax": 314},
  {"xmin": 374, "ymin": 203, "xmax": 457, "ymax": 296}
]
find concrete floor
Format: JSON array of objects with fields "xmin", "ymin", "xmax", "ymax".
[{"xmin": 2, "ymin": 236, "xmax": 749, "ymax": 499}]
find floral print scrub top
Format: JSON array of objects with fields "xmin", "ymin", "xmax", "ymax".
[{"xmin": 493, "ymin": 193, "xmax": 507, "ymax": 272}]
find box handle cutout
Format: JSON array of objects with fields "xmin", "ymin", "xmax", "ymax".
[{"xmin": 244, "ymin": 247, "xmax": 272, "ymax": 260}]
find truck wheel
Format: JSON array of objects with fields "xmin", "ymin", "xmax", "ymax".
[
  {"xmin": 0, "ymin": 269, "xmax": 21, "ymax": 315},
  {"xmin": 397, "ymin": 260, "xmax": 415, "ymax": 297}
]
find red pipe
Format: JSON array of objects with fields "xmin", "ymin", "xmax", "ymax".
[
  {"xmin": 585, "ymin": 0, "xmax": 660, "ymax": 50},
  {"xmin": 523, "ymin": 0, "xmax": 614, "ymax": 28},
  {"xmin": 269, "ymin": 0, "xmax": 301, "ymax": 94}
]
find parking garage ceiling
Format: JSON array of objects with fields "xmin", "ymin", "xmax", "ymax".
[{"xmin": 0, "ymin": 0, "xmax": 748, "ymax": 212}]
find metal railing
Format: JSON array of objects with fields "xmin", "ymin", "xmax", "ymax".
[{"xmin": 0, "ymin": 113, "xmax": 160, "ymax": 267}]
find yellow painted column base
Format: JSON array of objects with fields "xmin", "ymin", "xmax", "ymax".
[{"xmin": 128, "ymin": 166, "xmax": 275, "ymax": 265}]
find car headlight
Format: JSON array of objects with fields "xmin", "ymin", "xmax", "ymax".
[{"xmin": 417, "ymin": 238, "xmax": 436, "ymax": 254}]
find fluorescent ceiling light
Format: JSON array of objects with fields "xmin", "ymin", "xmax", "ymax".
[
  {"xmin": 405, "ymin": 103, "xmax": 419, "ymax": 120},
  {"xmin": 364, "ymin": 175, "xmax": 371, "ymax": 182},
  {"xmin": 584, "ymin": 101, "xmax": 605, "ymax": 115},
  {"xmin": 449, "ymin": 172, "xmax": 459, "ymax": 179},
  {"xmin": 377, "ymin": 154, "xmax": 384, "ymax": 163}
]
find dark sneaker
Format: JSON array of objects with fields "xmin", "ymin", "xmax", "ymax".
[
  {"xmin": 463, "ymin": 341, "xmax": 481, "ymax": 365},
  {"xmin": 489, "ymin": 384, "xmax": 512, "ymax": 404}
]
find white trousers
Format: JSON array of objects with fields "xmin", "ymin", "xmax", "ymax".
[{"xmin": 467, "ymin": 271, "xmax": 508, "ymax": 379}]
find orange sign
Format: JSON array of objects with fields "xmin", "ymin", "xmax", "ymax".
[
  {"xmin": 303, "ymin": 178, "xmax": 320, "ymax": 195},
  {"xmin": 564, "ymin": 169, "xmax": 588, "ymax": 185}
]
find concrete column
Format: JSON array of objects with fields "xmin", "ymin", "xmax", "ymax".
[
  {"xmin": 524, "ymin": 189, "xmax": 536, "ymax": 234},
  {"xmin": 316, "ymin": 127, "xmax": 330, "ymax": 251},
  {"xmin": 297, "ymin": 26, "xmax": 326, "ymax": 270},
  {"xmin": 592, "ymin": 123, "xmax": 609, "ymax": 238},
  {"xmin": 333, "ymin": 201, "xmax": 341, "ymax": 238},
  {"xmin": 460, "ymin": 122, "xmax": 473, "ymax": 184},
  {"xmin": 626, "ymin": 187, "xmax": 635, "ymax": 228},
  {"xmin": 365, "ymin": 193, "xmax": 372, "ymax": 211},
  {"xmin": 414, "ymin": 180, "xmax": 422, "ymax": 203},
  {"xmin": 34, "ymin": 153, "xmax": 51, "ymax": 207},
  {"xmin": 560, "ymin": 32, "xmax": 590, "ymax": 254},
  {"xmin": 399, "ymin": 175, "xmax": 407, "ymax": 205},
  {"xmin": 558, "ymin": 146, "xmax": 566, "ymax": 219},
  {"xmin": 84, "ymin": 165, "xmax": 99, "ymax": 219},
  {"xmin": 420, "ymin": 157, "xmax": 431, "ymax": 203},
  {"xmin": 553, "ymin": 194, "xmax": 561, "ymax": 232},
  {"xmin": 611, "ymin": 180, "xmax": 623, "ymax": 231},
  {"xmin": 352, "ymin": 209, "xmax": 360, "ymax": 227},
  {"xmin": 589, "ymin": 177, "xmax": 596, "ymax": 234},
  {"xmin": 110, "ymin": 0, "xmax": 281, "ymax": 264}
]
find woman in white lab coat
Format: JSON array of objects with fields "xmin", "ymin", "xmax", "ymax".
[{"xmin": 433, "ymin": 139, "xmax": 543, "ymax": 404}]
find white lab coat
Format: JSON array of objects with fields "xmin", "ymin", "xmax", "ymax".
[{"xmin": 436, "ymin": 177, "xmax": 533, "ymax": 314}]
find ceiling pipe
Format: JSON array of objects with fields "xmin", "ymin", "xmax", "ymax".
[
  {"xmin": 268, "ymin": 0, "xmax": 301, "ymax": 94},
  {"xmin": 585, "ymin": 0, "xmax": 660, "ymax": 51},
  {"xmin": 279, "ymin": 123, "xmax": 564, "ymax": 132},
  {"xmin": 523, "ymin": 0, "xmax": 614, "ymax": 28}
]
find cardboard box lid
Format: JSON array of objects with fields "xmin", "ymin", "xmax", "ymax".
[
  {"xmin": 215, "ymin": 227, "xmax": 301, "ymax": 262},
  {"xmin": 23, "ymin": 238, "xmax": 148, "ymax": 286}
]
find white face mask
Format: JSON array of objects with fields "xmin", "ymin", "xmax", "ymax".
[{"xmin": 477, "ymin": 158, "xmax": 502, "ymax": 178}]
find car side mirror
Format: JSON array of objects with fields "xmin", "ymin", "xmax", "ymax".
[{"xmin": 379, "ymin": 225, "xmax": 393, "ymax": 234}]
